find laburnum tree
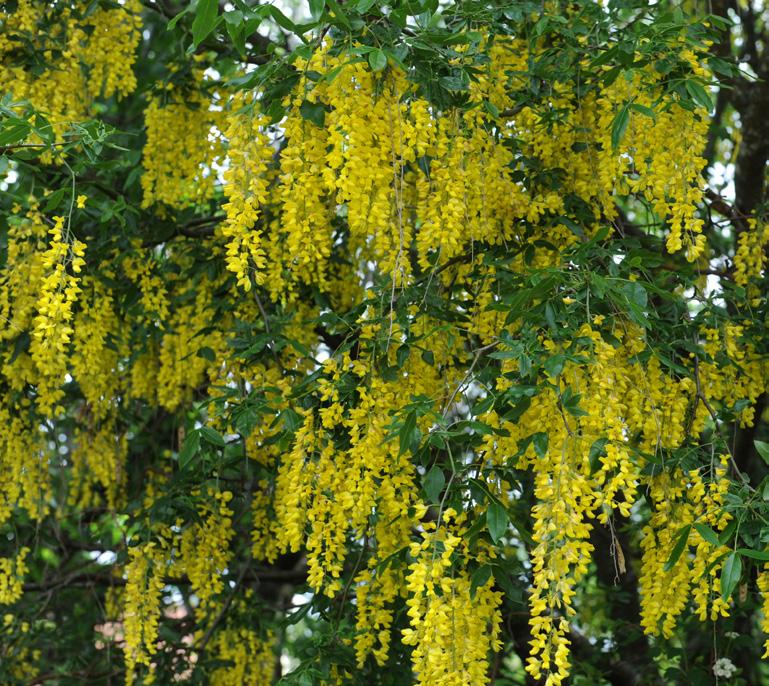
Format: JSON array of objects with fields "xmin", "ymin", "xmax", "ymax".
[{"xmin": 1, "ymin": 0, "xmax": 769, "ymax": 684}]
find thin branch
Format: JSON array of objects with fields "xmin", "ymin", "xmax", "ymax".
[
  {"xmin": 0, "ymin": 142, "xmax": 67, "ymax": 155},
  {"xmin": 704, "ymin": 188, "xmax": 751, "ymax": 231},
  {"xmin": 195, "ymin": 558, "xmax": 251, "ymax": 656},
  {"xmin": 693, "ymin": 355, "xmax": 754, "ymax": 491},
  {"xmin": 27, "ymin": 670, "xmax": 120, "ymax": 686}
]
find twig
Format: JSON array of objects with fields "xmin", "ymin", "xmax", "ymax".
[
  {"xmin": 693, "ymin": 355, "xmax": 754, "ymax": 491},
  {"xmin": 704, "ymin": 188, "xmax": 750, "ymax": 231},
  {"xmin": 0, "ymin": 142, "xmax": 67, "ymax": 155},
  {"xmin": 442, "ymin": 341, "xmax": 498, "ymax": 418},
  {"xmin": 195, "ymin": 559, "xmax": 251, "ymax": 656}
]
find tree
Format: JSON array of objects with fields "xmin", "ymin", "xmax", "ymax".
[{"xmin": 0, "ymin": 0, "xmax": 768, "ymax": 683}]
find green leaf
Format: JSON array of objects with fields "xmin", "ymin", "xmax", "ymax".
[
  {"xmin": 224, "ymin": 11, "xmax": 246, "ymax": 55},
  {"xmin": 439, "ymin": 74, "xmax": 468, "ymax": 91},
  {"xmin": 167, "ymin": 5, "xmax": 193, "ymax": 30},
  {"xmin": 285, "ymin": 600, "xmax": 313, "ymax": 625},
  {"xmin": 718, "ymin": 519, "xmax": 737, "ymax": 545},
  {"xmin": 200, "ymin": 426, "xmax": 226, "ymax": 448},
  {"xmin": 309, "ymin": 0, "xmax": 325, "ymax": 21},
  {"xmin": 588, "ymin": 437, "xmax": 609, "ymax": 473},
  {"xmin": 544, "ymin": 302, "xmax": 558, "ymax": 335},
  {"xmin": 222, "ymin": 9, "xmax": 243, "ymax": 25},
  {"xmin": 470, "ymin": 564, "xmax": 492, "ymax": 598},
  {"xmin": 532, "ymin": 432, "xmax": 548, "ymax": 458},
  {"xmin": 557, "ymin": 215, "xmax": 585, "ymax": 238},
  {"xmin": 0, "ymin": 119, "xmax": 31, "ymax": 146},
  {"xmin": 178, "ymin": 430, "xmax": 200, "ymax": 469},
  {"xmin": 685, "ymin": 79, "xmax": 713, "ymax": 112},
  {"xmin": 196, "ymin": 346, "xmax": 216, "ymax": 361},
  {"xmin": 720, "ymin": 552, "xmax": 742, "ymax": 600},
  {"xmin": 628, "ymin": 102, "xmax": 656, "ymax": 120},
  {"xmin": 399, "ymin": 410, "xmax": 417, "ymax": 455},
  {"xmin": 422, "ymin": 465, "xmax": 445, "ymax": 503},
  {"xmin": 325, "ymin": 0, "xmax": 352, "ymax": 28},
  {"xmin": 234, "ymin": 407, "xmax": 260, "ymax": 437},
  {"xmin": 693, "ymin": 523, "xmax": 720, "ymax": 547},
  {"xmin": 33, "ymin": 113, "xmax": 54, "ymax": 145},
  {"xmin": 299, "ymin": 100, "xmax": 326, "ymax": 127},
  {"xmin": 611, "ymin": 103, "xmax": 630, "ymax": 149},
  {"xmin": 736, "ymin": 548, "xmax": 769, "ymax": 561},
  {"xmin": 192, "ymin": 0, "xmax": 219, "ymax": 47},
  {"xmin": 368, "ymin": 49, "xmax": 387, "ymax": 72},
  {"xmin": 664, "ymin": 525, "xmax": 691, "ymax": 571},
  {"xmin": 396, "ymin": 344, "xmax": 410, "ymax": 368},
  {"xmin": 357, "ymin": 0, "xmax": 377, "ymax": 10},
  {"xmin": 266, "ymin": 6, "xmax": 300, "ymax": 33},
  {"xmin": 43, "ymin": 188, "xmax": 67, "ymax": 212},
  {"xmin": 622, "ymin": 281, "xmax": 648, "ymax": 309},
  {"xmin": 543, "ymin": 354, "xmax": 565, "ymax": 378},
  {"xmin": 9, "ymin": 332, "xmax": 30, "ymax": 365},
  {"xmin": 519, "ymin": 353, "xmax": 532, "ymax": 377},
  {"xmin": 561, "ymin": 387, "xmax": 588, "ymax": 417},
  {"xmin": 488, "ymin": 349, "xmax": 519, "ymax": 360},
  {"xmin": 486, "ymin": 502, "xmax": 509, "ymax": 543},
  {"xmin": 755, "ymin": 440, "xmax": 769, "ymax": 466},
  {"xmin": 281, "ymin": 408, "xmax": 303, "ymax": 433}
]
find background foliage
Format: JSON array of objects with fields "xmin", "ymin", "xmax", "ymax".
[{"xmin": 1, "ymin": 0, "xmax": 769, "ymax": 684}]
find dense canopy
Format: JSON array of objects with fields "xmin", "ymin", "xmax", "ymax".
[{"xmin": 1, "ymin": 0, "xmax": 769, "ymax": 684}]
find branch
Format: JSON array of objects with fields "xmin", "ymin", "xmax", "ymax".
[
  {"xmin": 704, "ymin": 188, "xmax": 750, "ymax": 232},
  {"xmin": 195, "ymin": 558, "xmax": 251, "ymax": 656},
  {"xmin": 0, "ymin": 141, "xmax": 67, "ymax": 155},
  {"xmin": 26, "ymin": 670, "xmax": 120, "ymax": 686},
  {"xmin": 693, "ymin": 354, "xmax": 754, "ymax": 490},
  {"xmin": 24, "ymin": 565, "xmax": 308, "ymax": 593}
]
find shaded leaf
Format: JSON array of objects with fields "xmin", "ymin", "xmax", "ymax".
[{"xmin": 487, "ymin": 502, "xmax": 509, "ymax": 543}]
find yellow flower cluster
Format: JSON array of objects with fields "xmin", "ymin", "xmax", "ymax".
[
  {"xmin": 0, "ymin": 1, "xmax": 142, "ymax": 142},
  {"xmin": 123, "ymin": 252, "xmax": 171, "ymax": 326},
  {"xmin": 156, "ymin": 278, "xmax": 225, "ymax": 411},
  {"xmin": 201, "ymin": 36, "xmax": 713, "ymax": 309},
  {"xmin": 402, "ymin": 509, "xmax": 502, "ymax": 686},
  {"xmin": 31, "ymin": 216, "xmax": 86, "ymax": 414},
  {"xmin": 84, "ymin": 0, "xmax": 143, "ymax": 100},
  {"xmin": 472, "ymin": 319, "xmax": 766, "ymax": 682},
  {"xmin": 0, "ymin": 399, "xmax": 49, "ymax": 526},
  {"xmin": 0, "ymin": 207, "xmax": 56, "ymax": 521},
  {"xmin": 0, "ymin": 548, "xmax": 30, "ymax": 605},
  {"xmin": 600, "ymin": 68, "xmax": 710, "ymax": 261},
  {"xmin": 71, "ymin": 281, "xmax": 122, "ymax": 419},
  {"xmin": 525, "ymin": 433, "xmax": 594, "ymax": 686},
  {"xmin": 180, "ymin": 491, "xmax": 235, "ymax": 610},
  {"xmin": 0, "ymin": 205, "xmax": 48, "ymax": 350},
  {"xmin": 322, "ymin": 60, "xmax": 413, "ymax": 281},
  {"xmin": 354, "ymin": 565, "xmax": 402, "ymax": 667},
  {"xmin": 220, "ymin": 94, "xmax": 273, "ymax": 290},
  {"xmin": 734, "ymin": 218, "xmax": 769, "ymax": 303},
  {"xmin": 698, "ymin": 324, "xmax": 765, "ymax": 428},
  {"xmin": 69, "ymin": 420, "xmax": 127, "ymax": 510},
  {"xmin": 638, "ymin": 461, "xmax": 731, "ymax": 638},
  {"xmin": 141, "ymin": 87, "xmax": 223, "ymax": 209},
  {"xmin": 758, "ymin": 566, "xmax": 769, "ymax": 658},
  {"xmin": 124, "ymin": 541, "xmax": 167, "ymax": 678},
  {"xmin": 273, "ymin": 97, "xmax": 333, "ymax": 297},
  {"xmin": 210, "ymin": 626, "xmax": 275, "ymax": 686},
  {"xmin": 1, "ymin": 613, "xmax": 40, "ymax": 681},
  {"xmin": 266, "ymin": 332, "xmax": 438, "ymax": 597}
]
